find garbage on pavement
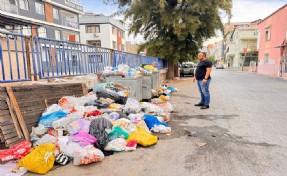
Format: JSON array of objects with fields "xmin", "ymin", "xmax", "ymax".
[
  {"xmin": 0, "ymin": 80, "xmax": 178, "ymax": 175},
  {"xmin": 102, "ymin": 64, "xmax": 158, "ymax": 78}
]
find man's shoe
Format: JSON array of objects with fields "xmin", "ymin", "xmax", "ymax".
[
  {"xmin": 200, "ymin": 105, "xmax": 209, "ymax": 109},
  {"xmin": 194, "ymin": 103, "xmax": 204, "ymax": 106}
]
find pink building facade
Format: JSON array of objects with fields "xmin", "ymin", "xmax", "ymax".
[{"xmin": 257, "ymin": 4, "xmax": 287, "ymax": 79}]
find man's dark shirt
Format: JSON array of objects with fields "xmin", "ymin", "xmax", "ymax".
[{"xmin": 195, "ymin": 60, "xmax": 212, "ymax": 80}]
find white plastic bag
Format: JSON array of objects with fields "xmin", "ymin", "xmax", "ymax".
[
  {"xmin": 141, "ymin": 102, "xmax": 162, "ymax": 115},
  {"xmin": 58, "ymin": 138, "xmax": 83, "ymax": 158},
  {"xmin": 58, "ymin": 96, "xmax": 79, "ymax": 112},
  {"xmin": 104, "ymin": 138, "xmax": 127, "ymax": 152},
  {"xmin": 34, "ymin": 134, "xmax": 57, "ymax": 146},
  {"xmin": 151, "ymin": 125, "xmax": 171, "ymax": 134},
  {"xmin": 73, "ymin": 145, "xmax": 104, "ymax": 165},
  {"xmin": 42, "ymin": 104, "xmax": 62, "ymax": 116},
  {"xmin": 128, "ymin": 113, "xmax": 143, "ymax": 124},
  {"xmin": 52, "ymin": 117, "xmax": 75, "ymax": 130},
  {"xmin": 0, "ymin": 161, "xmax": 27, "ymax": 176},
  {"xmin": 124, "ymin": 98, "xmax": 141, "ymax": 113},
  {"xmin": 30, "ymin": 125, "xmax": 48, "ymax": 142},
  {"xmin": 31, "ymin": 125, "xmax": 47, "ymax": 137},
  {"xmin": 125, "ymin": 123, "xmax": 137, "ymax": 134}
]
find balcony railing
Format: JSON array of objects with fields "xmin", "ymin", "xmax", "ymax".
[
  {"xmin": 0, "ymin": 1, "xmax": 18, "ymax": 14},
  {"xmin": 62, "ymin": 19, "xmax": 79, "ymax": 29}
]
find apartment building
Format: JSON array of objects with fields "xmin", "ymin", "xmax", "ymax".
[
  {"xmin": 80, "ymin": 13, "xmax": 126, "ymax": 51},
  {"xmin": 224, "ymin": 20, "xmax": 259, "ymax": 68},
  {"xmin": 0, "ymin": 0, "xmax": 84, "ymax": 42},
  {"xmin": 257, "ymin": 4, "xmax": 287, "ymax": 79}
]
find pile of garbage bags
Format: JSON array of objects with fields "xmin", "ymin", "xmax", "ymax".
[
  {"xmin": 0, "ymin": 82, "xmax": 178, "ymax": 175},
  {"xmin": 102, "ymin": 64, "xmax": 158, "ymax": 78}
]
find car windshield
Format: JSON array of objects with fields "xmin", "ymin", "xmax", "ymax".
[{"xmin": 182, "ymin": 64, "xmax": 193, "ymax": 68}]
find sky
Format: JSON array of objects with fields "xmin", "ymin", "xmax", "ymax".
[{"xmin": 80, "ymin": 0, "xmax": 287, "ymax": 44}]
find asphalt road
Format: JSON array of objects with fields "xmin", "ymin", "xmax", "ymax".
[{"xmin": 28, "ymin": 70, "xmax": 287, "ymax": 176}]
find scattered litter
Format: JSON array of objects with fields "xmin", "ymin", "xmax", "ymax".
[
  {"xmin": 195, "ymin": 142, "xmax": 207, "ymax": 147},
  {"xmin": 0, "ymin": 72, "xmax": 179, "ymax": 175}
]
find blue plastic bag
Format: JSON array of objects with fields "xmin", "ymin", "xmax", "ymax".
[
  {"xmin": 143, "ymin": 114, "xmax": 168, "ymax": 130},
  {"xmin": 167, "ymin": 87, "xmax": 176, "ymax": 93},
  {"xmin": 38, "ymin": 110, "xmax": 68, "ymax": 127}
]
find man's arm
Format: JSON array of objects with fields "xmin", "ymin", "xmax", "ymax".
[
  {"xmin": 204, "ymin": 67, "xmax": 212, "ymax": 80},
  {"xmin": 202, "ymin": 67, "xmax": 212, "ymax": 83}
]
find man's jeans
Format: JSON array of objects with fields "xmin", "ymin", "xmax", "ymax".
[{"xmin": 197, "ymin": 79, "xmax": 211, "ymax": 106}]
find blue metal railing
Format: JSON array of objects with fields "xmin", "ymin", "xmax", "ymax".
[
  {"xmin": 0, "ymin": 31, "xmax": 30, "ymax": 83},
  {"xmin": 113, "ymin": 50, "xmax": 167, "ymax": 69},
  {"xmin": 33, "ymin": 37, "xmax": 112, "ymax": 79},
  {"xmin": 0, "ymin": 30, "xmax": 167, "ymax": 83}
]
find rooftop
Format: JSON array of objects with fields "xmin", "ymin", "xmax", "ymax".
[
  {"xmin": 259, "ymin": 3, "xmax": 287, "ymax": 24},
  {"xmin": 80, "ymin": 14, "xmax": 125, "ymax": 31}
]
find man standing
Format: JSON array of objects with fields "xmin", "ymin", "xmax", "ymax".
[{"xmin": 193, "ymin": 52, "xmax": 212, "ymax": 109}]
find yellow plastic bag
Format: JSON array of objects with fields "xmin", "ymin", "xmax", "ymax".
[
  {"xmin": 126, "ymin": 127, "xmax": 158, "ymax": 147},
  {"xmin": 144, "ymin": 65, "xmax": 155, "ymax": 72},
  {"xmin": 136, "ymin": 120, "xmax": 151, "ymax": 133},
  {"xmin": 18, "ymin": 143, "xmax": 55, "ymax": 175}
]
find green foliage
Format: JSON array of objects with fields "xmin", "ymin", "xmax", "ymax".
[
  {"xmin": 207, "ymin": 55, "xmax": 216, "ymax": 64},
  {"xmin": 106, "ymin": 0, "xmax": 232, "ymax": 63}
]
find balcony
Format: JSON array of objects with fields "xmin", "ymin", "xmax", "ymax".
[
  {"xmin": 62, "ymin": 19, "xmax": 78, "ymax": 29},
  {"xmin": 0, "ymin": 0, "xmax": 18, "ymax": 14},
  {"xmin": 61, "ymin": 10, "xmax": 79, "ymax": 29}
]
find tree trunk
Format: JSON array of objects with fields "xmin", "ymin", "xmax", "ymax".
[
  {"xmin": 166, "ymin": 60, "xmax": 175, "ymax": 79},
  {"xmin": 174, "ymin": 63, "xmax": 179, "ymax": 77}
]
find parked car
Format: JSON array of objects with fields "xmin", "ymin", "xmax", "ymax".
[
  {"xmin": 216, "ymin": 64, "xmax": 224, "ymax": 69},
  {"xmin": 180, "ymin": 62, "xmax": 195, "ymax": 77}
]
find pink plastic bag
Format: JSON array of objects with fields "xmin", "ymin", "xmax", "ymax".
[
  {"xmin": 67, "ymin": 119, "xmax": 91, "ymax": 135},
  {"xmin": 0, "ymin": 141, "xmax": 32, "ymax": 162},
  {"xmin": 71, "ymin": 132, "xmax": 97, "ymax": 147}
]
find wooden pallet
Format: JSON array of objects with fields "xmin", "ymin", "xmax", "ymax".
[{"xmin": 0, "ymin": 83, "xmax": 86, "ymax": 148}]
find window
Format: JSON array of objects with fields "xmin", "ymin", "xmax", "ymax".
[
  {"xmin": 35, "ymin": 2, "xmax": 45, "ymax": 15},
  {"xmin": 9, "ymin": 0, "xmax": 16, "ymax": 5},
  {"xmin": 113, "ymin": 41, "xmax": 116, "ymax": 49},
  {"xmin": 22, "ymin": 26, "xmax": 31, "ymax": 35},
  {"xmin": 38, "ymin": 27, "xmax": 47, "ymax": 38},
  {"xmin": 265, "ymin": 27, "xmax": 271, "ymax": 41},
  {"xmin": 55, "ymin": 30, "xmax": 61, "ymax": 40},
  {"xmin": 88, "ymin": 40, "xmax": 101, "ymax": 47},
  {"xmin": 264, "ymin": 54, "xmax": 269, "ymax": 64},
  {"xmin": 53, "ymin": 8, "xmax": 59, "ymax": 20},
  {"xmin": 19, "ymin": 0, "xmax": 29, "ymax": 10},
  {"xmin": 86, "ymin": 25, "xmax": 100, "ymax": 33},
  {"xmin": 112, "ymin": 27, "xmax": 116, "ymax": 35}
]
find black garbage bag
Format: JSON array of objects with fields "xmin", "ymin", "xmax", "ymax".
[
  {"xmin": 89, "ymin": 118, "xmax": 113, "ymax": 150},
  {"xmin": 96, "ymin": 88, "xmax": 127, "ymax": 104},
  {"xmin": 84, "ymin": 100, "xmax": 110, "ymax": 109}
]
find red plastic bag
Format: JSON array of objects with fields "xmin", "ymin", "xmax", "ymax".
[
  {"xmin": 87, "ymin": 110, "xmax": 102, "ymax": 117},
  {"xmin": 0, "ymin": 140, "xmax": 32, "ymax": 162}
]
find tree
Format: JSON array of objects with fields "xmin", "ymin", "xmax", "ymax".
[
  {"xmin": 207, "ymin": 55, "xmax": 216, "ymax": 64},
  {"xmin": 106, "ymin": 0, "xmax": 232, "ymax": 79}
]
